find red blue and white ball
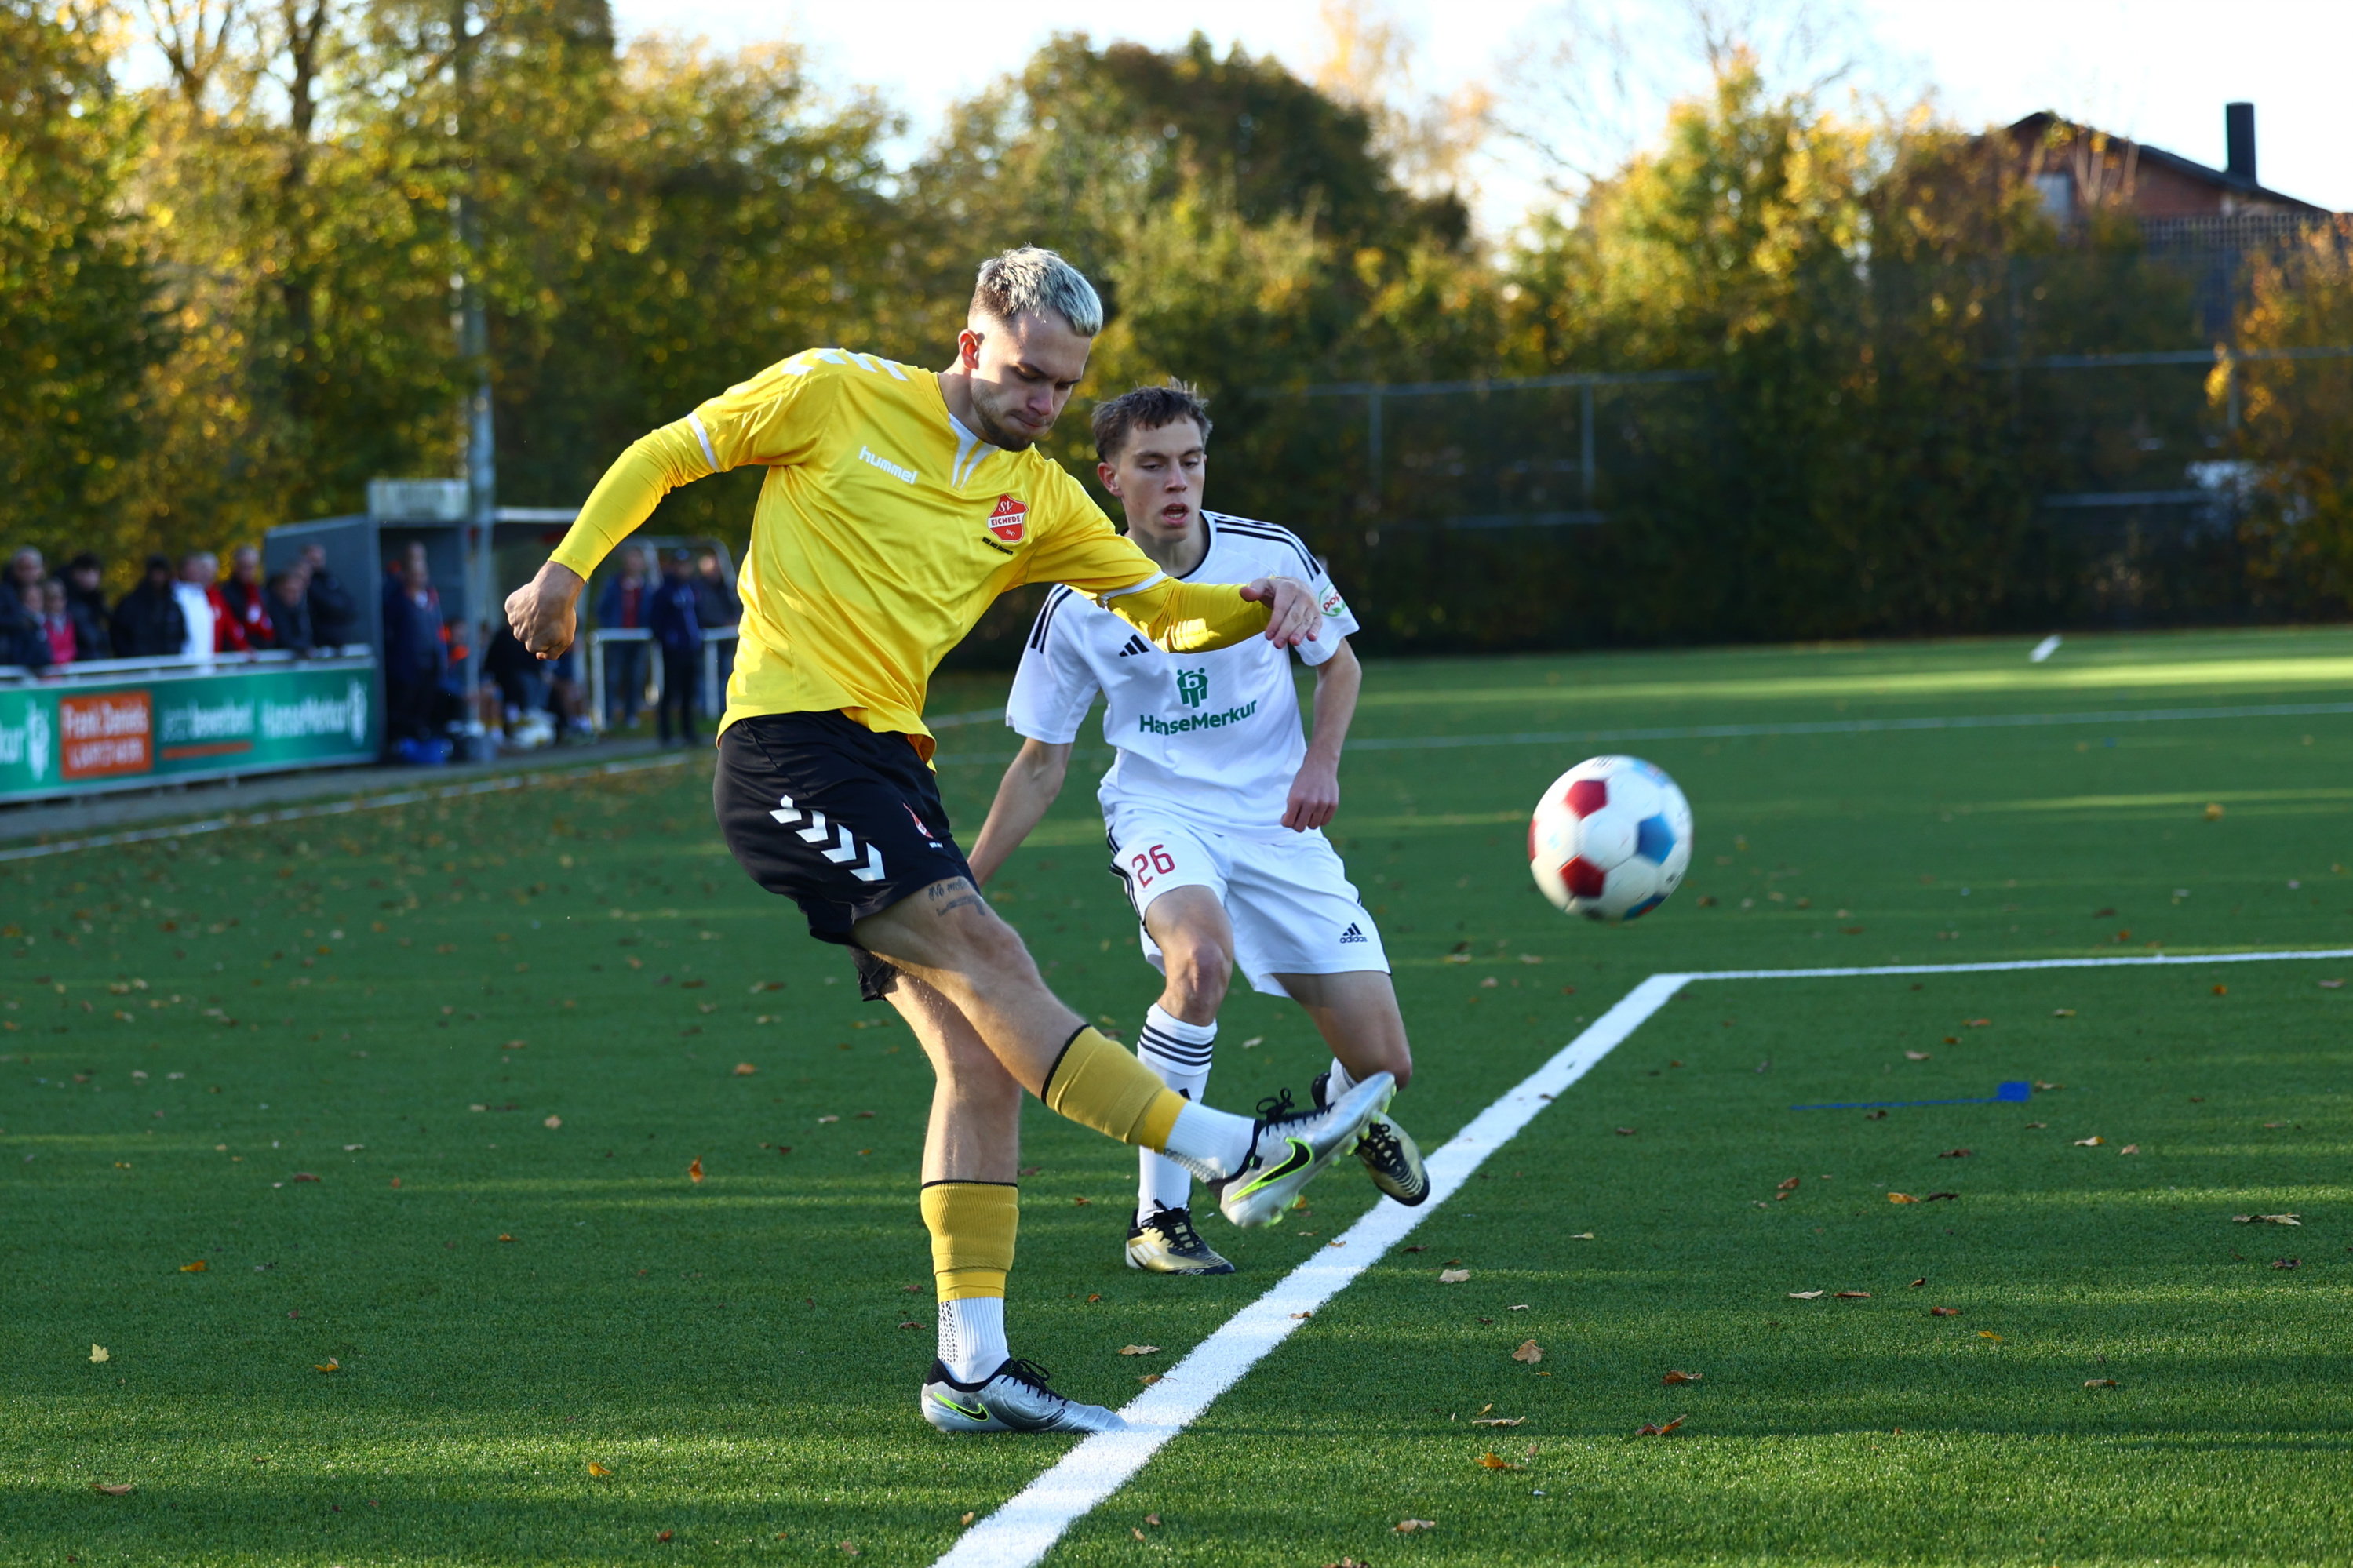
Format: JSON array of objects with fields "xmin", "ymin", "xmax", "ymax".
[{"xmin": 1528, "ymin": 756, "xmax": 1694, "ymax": 921}]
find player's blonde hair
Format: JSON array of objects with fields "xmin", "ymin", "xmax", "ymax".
[{"xmin": 971, "ymin": 246, "xmax": 1104, "ymax": 337}]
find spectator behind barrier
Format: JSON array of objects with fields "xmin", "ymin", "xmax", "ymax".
[
  {"xmin": 300, "ymin": 543, "xmax": 357, "ymax": 649},
  {"xmin": 593, "ymin": 544, "xmax": 650, "ymax": 730},
  {"xmin": 648, "ymin": 548, "xmax": 704, "ymax": 746},
  {"xmin": 112, "ymin": 555, "xmax": 188, "ymax": 658},
  {"xmin": 64, "ymin": 553, "xmax": 111, "ymax": 659},
  {"xmin": 38, "ymin": 580, "xmax": 80, "ymax": 664},
  {"xmin": 175, "ymin": 551, "xmax": 222, "ymax": 658},
  {"xmin": 268, "ymin": 566, "xmax": 315, "ymax": 654},
  {"xmin": 2, "ymin": 548, "xmax": 48, "ymax": 670},
  {"xmin": 382, "ymin": 541, "xmax": 448, "ymax": 749},
  {"xmin": 219, "ymin": 544, "xmax": 272, "ymax": 651}
]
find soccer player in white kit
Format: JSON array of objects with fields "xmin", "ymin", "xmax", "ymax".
[{"xmin": 967, "ymin": 382, "xmax": 1428, "ymax": 1275}]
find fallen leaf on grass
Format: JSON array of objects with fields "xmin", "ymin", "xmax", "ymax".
[
  {"xmin": 2025, "ymin": 1121, "xmax": 2047, "ymax": 1129},
  {"xmin": 1440, "ymin": 1268, "xmax": 1470, "ymax": 1283},
  {"xmin": 1889, "ymin": 1193, "xmax": 1919, "ymax": 1204},
  {"xmin": 2120, "ymin": 1144, "xmax": 2140, "ymax": 1155},
  {"xmin": 2235, "ymin": 1213, "xmax": 2302, "ymax": 1225},
  {"xmin": 1905, "ymin": 1050, "xmax": 1932, "ymax": 1061},
  {"xmin": 1138, "ymin": 1373, "xmax": 1163, "ymax": 1384},
  {"xmin": 2321, "ymin": 979, "xmax": 2345, "ymax": 990},
  {"xmin": 1471, "ymin": 1417, "xmax": 1524, "ymax": 1427},
  {"xmin": 1663, "ymin": 1370, "xmax": 1703, "ymax": 1384},
  {"xmin": 1938, "ymin": 1149, "xmax": 1972, "ymax": 1159},
  {"xmin": 1568, "ymin": 1232, "xmax": 1595, "ymax": 1240},
  {"xmin": 315, "ymin": 1359, "xmax": 339, "ymax": 1373},
  {"xmin": 2053, "ymin": 1008, "xmax": 2077, "ymax": 1017},
  {"xmin": 1979, "ymin": 1332, "xmax": 2002, "ymax": 1341},
  {"xmin": 1132, "ymin": 1529, "xmax": 1146, "ymax": 1541},
  {"xmin": 1509, "ymin": 1304, "xmax": 1531, "ymax": 1312},
  {"xmin": 1395, "ymin": 1519, "xmax": 1438, "ymax": 1532},
  {"xmin": 2073, "ymin": 1137, "xmax": 2104, "ymax": 1147},
  {"xmin": 180, "ymin": 1260, "xmax": 207, "ymax": 1273},
  {"xmin": 1967, "ymin": 1018, "xmax": 1990, "ymax": 1028},
  {"xmin": 1788, "ymin": 1290, "xmax": 1824, "ymax": 1300},
  {"xmin": 687, "ymin": 1159, "xmax": 704, "ymax": 1183},
  {"xmin": 1615, "ymin": 1127, "xmax": 1635, "ymax": 1137},
  {"xmin": 1512, "ymin": 1341, "xmax": 1543, "ymax": 1363},
  {"xmin": 1145, "ymin": 1515, "xmax": 1160, "ymax": 1526},
  {"xmin": 1072, "ymin": 1196, "xmax": 1092, "ymax": 1206},
  {"xmin": 290, "ymin": 1173, "xmax": 320, "ymax": 1183},
  {"xmin": 542, "ymin": 1116, "xmax": 562, "ymax": 1130},
  {"xmin": 1931, "ymin": 1306, "xmax": 1961, "ymax": 1316},
  {"xmin": 1239, "ymin": 1035, "xmax": 1264, "ymax": 1049},
  {"xmin": 1290, "ymin": 1312, "xmax": 1313, "ymax": 1320},
  {"xmin": 1924, "ymin": 1192, "xmax": 1959, "ymax": 1202},
  {"xmin": 1836, "ymin": 1291, "xmax": 1871, "ymax": 1300},
  {"xmin": 1634, "ymin": 1417, "xmax": 1686, "ymax": 1437},
  {"xmin": 1118, "ymin": 1345, "xmax": 1161, "ymax": 1356},
  {"xmin": 1910, "ymin": 1278, "xmax": 1928, "ymax": 1288},
  {"xmin": 657, "ymin": 1530, "xmax": 673, "ymax": 1543},
  {"xmin": 1777, "ymin": 1176, "xmax": 1801, "ymax": 1191},
  {"xmin": 89, "ymin": 1344, "xmax": 110, "ymax": 1363},
  {"xmin": 1478, "ymin": 1452, "xmax": 1526, "ymax": 1470},
  {"xmin": 90, "ymin": 1483, "xmax": 134, "ymax": 1496},
  {"xmin": 960, "ymin": 1513, "xmax": 974, "ymax": 1526},
  {"xmin": 817, "ymin": 1115, "xmax": 840, "ymax": 1125},
  {"xmin": 2212, "ymin": 984, "xmax": 2227, "ymax": 996},
  {"xmin": 588, "ymin": 1463, "xmax": 615, "ymax": 1477},
  {"xmin": 2272, "ymin": 1258, "xmax": 2301, "ymax": 1270},
  {"xmin": 734, "ymin": 1063, "xmax": 756, "ymax": 1075},
  {"xmin": 2085, "ymin": 1379, "xmax": 2118, "ymax": 1388}
]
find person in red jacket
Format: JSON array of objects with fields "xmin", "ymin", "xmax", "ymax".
[{"xmin": 218, "ymin": 545, "xmax": 274, "ymax": 652}]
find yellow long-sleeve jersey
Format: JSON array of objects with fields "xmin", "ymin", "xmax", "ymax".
[{"xmin": 548, "ymin": 349, "xmax": 1272, "ymax": 760}]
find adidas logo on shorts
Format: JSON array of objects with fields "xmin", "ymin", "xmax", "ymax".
[{"xmin": 1339, "ymin": 922, "xmax": 1368, "ymax": 944}]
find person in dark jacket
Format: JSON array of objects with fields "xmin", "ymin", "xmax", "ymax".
[
  {"xmin": 592, "ymin": 545, "xmax": 650, "ymax": 729},
  {"xmin": 1, "ymin": 548, "xmax": 47, "ymax": 670},
  {"xmin": 63, "ymin": 553, "xmax": 111, "ymax": 659},
  {"xmin": 267, "ymin": 568, "xmax": 315, "ymax": 654},
  {"xmin": 300, "ymin": 544, "xmax": 357, "ymax": 649},
  {"xmin": 647, "ymin": 550, "xmax": 704, "ymax": 746},
  {"xmin": 382, "ymin": 542, "xmax": 448, "ymax": 747},
  {"xmin": 110, "ymin": 555, "xmax": 188, "ymax": 659},
  {"xmin": 692, "ymin": 548, "xmax": 740, "ymax": 717},
  {"xmin": 218, "ymin": 545, "xmax": 274, "ymax": 651}
]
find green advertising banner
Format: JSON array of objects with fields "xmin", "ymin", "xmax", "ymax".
[{"xmin": 0, "ymin": 657, "xmax": 377, "ymax": 803}]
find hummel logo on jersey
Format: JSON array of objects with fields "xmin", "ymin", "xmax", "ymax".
[
  {"xmin": 1339, "ymin": 922, "xmax": 1368, "ymax": 944},
  {"xmin": 858, "ymin": 445, "xmax": 918, "ymax": 484},
  {"xmin": 1116, "ymin": 635, "xmax": 1152, "ymax": 658}
]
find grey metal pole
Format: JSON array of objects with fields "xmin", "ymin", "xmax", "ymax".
[
  {"xmin": 1580, "ymin": 380, "xmax": 1596, "ymax": 509},
  {"xmin": 453, "ymin": 0, "xmax": 494, "ymax": 711}
]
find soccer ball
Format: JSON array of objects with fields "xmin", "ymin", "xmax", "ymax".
[{"xmin": 1528, "ymin": 756, "xmax": 1694, "ymax": 921}]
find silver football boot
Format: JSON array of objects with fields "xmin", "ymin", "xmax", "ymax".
[
  {"xmin": 1215, "ymin": 1071, "xmax": 1395, "ymax": 1228},
  {"xmin": 920, "ymin": 1358, "xmax": 1127, "ymax": 1435},
  {"xmin": 1313, "ymin": 1070, "xmax": 1430, "ymax": 1206}
]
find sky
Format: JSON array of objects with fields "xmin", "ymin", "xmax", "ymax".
[{"xmin": 604, "ymin": 0, "xmax": 2353, "ymax": 227}]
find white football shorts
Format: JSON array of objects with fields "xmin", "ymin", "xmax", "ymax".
[{"xmin": 1103, "ymin": 809, "xmax": 1390, "ymax": 999}]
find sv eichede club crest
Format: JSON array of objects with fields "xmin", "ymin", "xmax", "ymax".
[{"xmin": 988, "ymin": 494, "xmax": 1027, "ymax": 543}]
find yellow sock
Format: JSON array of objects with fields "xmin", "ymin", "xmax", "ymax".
[
  {"xmin": 1042, "ymin": 1026, "xmax": 1188, "ymax": 1148},
  {"xmin": 920, "ymin": 1180, "xmax": 1018, "ymax": 1301}
]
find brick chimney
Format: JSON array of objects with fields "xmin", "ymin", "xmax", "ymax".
[{"xmin": 2224, "ymin": 102, "xmax": 2256, "ymax": 184}]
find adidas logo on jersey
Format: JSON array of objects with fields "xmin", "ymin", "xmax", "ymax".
[
  {"xmin": 1116, "ymin": 635, "xmax": 1152, "ymax": 657},
  {"xmin": 1339, "ymin": 922, "xmax": 1368, "ymax": 944}
]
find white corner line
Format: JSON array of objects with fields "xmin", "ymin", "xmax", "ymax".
[
  {"xmin": 934, "ymin": 944, "xmax": 2353, "ymax": 1568},
  {"xmin": 0, "ymin": 754, "xmax": 688, "ymax": 864}
]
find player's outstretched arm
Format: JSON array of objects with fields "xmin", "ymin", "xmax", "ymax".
[
  {"xmin": 966, "ymin": 738, "xmax": 1073, "ymax": 886},
  {"xmin": 1284, "ymin": 637, "xmax": 1362, "ymax": 831},
  {"xmin": 1098, "ymin": 574, "xmax": 1319, "ymax": 653}
]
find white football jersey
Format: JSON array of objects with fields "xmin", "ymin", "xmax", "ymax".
[{"xmin": 1005, "ymin": 512, "xmax": 1360, "ymax": 837}]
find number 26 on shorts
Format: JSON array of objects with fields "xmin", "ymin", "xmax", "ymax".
[{"xmin": 1129, "ymin": 843, "xmax": 1176, "ymax": 886}]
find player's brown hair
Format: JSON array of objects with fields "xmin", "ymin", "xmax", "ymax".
[{"xmin": 1091, "ymin": 380, "xmax": 1214, "ymax": 464}]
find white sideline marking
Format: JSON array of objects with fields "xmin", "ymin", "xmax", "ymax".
[
  {"xmin": 936, "ymin": 947, "xmax": 2353, "ymax": 1568},
  {"xmin": 932, "ymin": 973, "xmax": 1686, "ymax": 1568},
  {"xmin": 0, "ymin": 755, "xmax": 688, "ymax": 863}
]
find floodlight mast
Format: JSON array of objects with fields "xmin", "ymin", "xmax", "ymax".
[{"xmin": 453, "ymin": 0, "xmax": 495, "ymax": 711}]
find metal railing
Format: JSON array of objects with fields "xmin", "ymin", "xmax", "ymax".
[
  {"xmin": 585, "ymin": 625, "xmax": 737, "ymax": 731},
  {"xmin": 1, "ymin": 646, "xmax": 377, "ymax": 684}
]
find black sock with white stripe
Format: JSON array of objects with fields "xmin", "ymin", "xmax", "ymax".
[{"xmin": 1135, "ymin": 1005, "xmax": 1215, "ymax": 1222}]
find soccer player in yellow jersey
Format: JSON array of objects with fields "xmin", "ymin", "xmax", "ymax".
[{"xmin": 505, "ymin": 249, "xmax": 1393, "ymax": 1435}]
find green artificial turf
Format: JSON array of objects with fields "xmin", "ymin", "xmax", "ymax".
[{"xmin": 3, "ymin": 626, "xmax": 2350, "ymax": 1566}]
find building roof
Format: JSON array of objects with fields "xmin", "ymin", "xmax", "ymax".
[{"xmin": 2004, "ymin": 112, "xmax": 2329, "ymax": 219}]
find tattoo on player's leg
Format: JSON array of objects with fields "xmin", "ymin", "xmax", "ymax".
[{"xmin": 929, "ymin": 878, "xmax": 985, "ymax": 919}]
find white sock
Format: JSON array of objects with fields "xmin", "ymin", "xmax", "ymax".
[
  {"xmin": 1324, "ymin": 1058, "xmax": 1359, "ymax": 1102},
  {"xmin": 937, "ymin": 1296, "xmax": 1008, "ymax": 1385},
  {"xmin": 1136, "ymin": 1006, "xmax": 1215, "ymax": 1221},
  {"xmin": 1160, "ymin": 1101, "xmax": 1255, "ymax": 1184}
]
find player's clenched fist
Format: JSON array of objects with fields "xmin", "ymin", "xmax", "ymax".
[
  {"xmin": 506, "ymin": 561, "xmax": 585, "ymax": 660},
  {"xmin": 1240, "ymin": 575, "xmax": 1320, "ymax": 649}
]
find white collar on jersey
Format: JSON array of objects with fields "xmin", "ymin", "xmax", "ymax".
[{"xmin": 945, "ymin": 411, "xmax": 989, "ymax": 488}]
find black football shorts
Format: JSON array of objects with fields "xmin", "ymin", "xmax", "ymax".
[{"xmin": 713, "ymin": 711, "xmax": 973, "ymax": 999}]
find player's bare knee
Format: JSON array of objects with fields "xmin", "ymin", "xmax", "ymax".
[{"xmin": 1164, "ymin": 942, "xmax": 1230, "ymax": 1020}]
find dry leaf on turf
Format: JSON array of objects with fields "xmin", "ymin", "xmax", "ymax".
[
  {"xmin": 1478, "ymin": 1452, "xmax": 1525, "ymax": 1470},
  {"xmin": 1938, "ymin": 1148, "xmax": 1972, "ymax": 1159},
  {"xmin": 960, "ymin": 1513, "xmax": 974, "ymax": 1526},
  {"xmin": 2272, "ymin": 1258, "xmax": 2301, "ymax": 1269},
  {"xmin": 1836, "ymin": 1291, "xmax": 1871, "ymax": 1300},
  {"xmin": 1145, "ymin": 1515, "xmax": 1160, "ymax": 1526},
  {"xmin": 1440, "ymin": 1268, "xmax": 1470, "ymax": 1283},
  {"xmin": 1568, "ymin": 1231, "xmax": 1595, "ymax": 1240},
  {"xmin": 1132, "ymin": 1529, "xmax": 1146, "ymax": 1541},
  {"xmin": 1931, "ymin": 1306, "xmax": 1961, "ymax": 1316},
  {"xmin": 1471, "ymin": 1417, "xmax": 1524, "ymax": 1427},
  {"xmin": 734, "ymin": 1063, "xmax": 756, "ymax": 1075},
  {"xmin": 2085, "ymin": 1378, "xmax": 2118, "ymax": 1388},
  {"xmin": 2120, "ymin": 1144, "xmax": 2140, "ymax": 1154},
  {"xmin": 1396, "ymin": 1519, "xmax": 1438, "ymax": 1533},
  {"xmin": 1290, "ymin": 1312, "xmax": 1313, "ymax": 1320},
  {"xmin": 179, "ymin": 1260, "xmax": 207, "ymax": 1272},
  {"xmin": 2322, "ymin": 979, "xmax": 2346, "ymax": 989},
  {"xmin": 1980, "ymin": 1331, "xmax": 2003, "ymax": 1341},
  {"xmin": 1635, "ymin": 1417, "xmax": 1687, "ymax": 1436},
  {"xmin": 2073, "ymin": 1137, "xmax": 2104, "ymax": 1147},
  {"xmin": 657, "ymin": 1531, "xmax": 674, "ymax": 1543},
  {"xmin": 1889, "ymin": 1192, "xmax": 1919, "ymax": 1204},
  {"xmin": 1615, "ymin": 1126, "xmax": 1635, "ymax": 1137},
  {"xmin": 1788, "ymin": 1290, "xmax": 1824, "ymax": 1300},
  {"xmin": 1910, "ymin": 1278, "xmax": 1929, "ymax": 1288},
  {"xmin": 1777, "ymin": 1176, "xmax": 1801, "ymax": 1191},
  {"xmin": 1512, "ymin": 1341, "xmax": 1543, "ymax": 1363},
  {"xmin": 2234, "ymin": 1213, "xmax": 2301, "ymax": 1225},
  {"xmin": 1925, "ymin": 1191, "xmax": 1960, "ymax": 1202},
  {"xmin": 1905, "ymin": 1050, "xmax": 1932, "ymax": 1061},
  {"xmin": 90, "ymin": 1483, "xmax": 134, "ymax": 1496},
  {"xmin": 315, "ymin": 1358, "xmax": 339, "ymax": 1373},
  {"xmin": 687, "ymin": 1159, "xmax": 704, "ymax": 1183},
  {"xmin": 1138, "ymin": 1374, "xmax": 1163, "ymax": 1384},
  {"xmin": 543, "ymin": 1115, "xmax": 562, "ymax": 1129},
  {"xmin": 1118, "ymin": 1345, "xmax": 1161, "ymax": 1356},
  {"xmin": 1663, "ymin": 1370, "xmax": 1703, "ymax": 1384},
  {"xmin": 1508, "ymin": 1304, "xmax": 1531, "ymax": 1312},
  {"xmin": 2053, "ymin": 1007, "xmax": 2077, "ymax": 1017},
  {"xmin": 89, "ymin": 1344, "xmax": 110, "ymax": 1363}
]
